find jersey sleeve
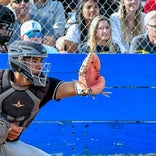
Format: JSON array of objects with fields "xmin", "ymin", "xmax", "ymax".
[
  {"xmin": 49, "ymin": 77, "xmax": 64, "ymax": 100},
  {"xmin": 40, "ymin": 77, "xmax": 64, "ymax": 107}
]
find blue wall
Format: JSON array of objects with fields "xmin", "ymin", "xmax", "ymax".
[{"xmin": 1, "ymin": 54, "xmax": 156, "ymax": 155}]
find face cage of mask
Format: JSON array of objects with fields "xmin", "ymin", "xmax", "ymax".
[{"xmin": 19, "ymin": 56, "xmax": 51, "ymax": 86}]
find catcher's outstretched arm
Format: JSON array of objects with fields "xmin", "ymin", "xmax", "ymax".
[{"xmin": 55, "ymin": 52, "xmax": 111, "ymax": 99}]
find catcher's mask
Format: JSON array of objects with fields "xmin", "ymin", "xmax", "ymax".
[
  {"xmin": 0, "ymin": 5, "xmax": 15, "ymax": 45},
  {"xmin": 8, "ymin": 40, "xmax": 51, "ymax": 87}
]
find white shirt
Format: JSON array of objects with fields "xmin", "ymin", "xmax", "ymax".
[
  {"xmin": 109, "ymin": 12, "xmax": 146, "ymax": 53},
  {"xmin": 65, "ymin": 23, "xmax": 80, "ymax": 44}
]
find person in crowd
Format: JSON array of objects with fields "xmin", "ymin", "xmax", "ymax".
[
  {"xmin": 144, "ymin": 0, "xmax": 156, "ymax": 13},
  {"xmin": 0, "ymin": 4, "xmax": 15, "ymax": 53},
  {"xmin": 98, "ymin": 0, "xmax": 120, "ymax": 18},
  {"xmin": 7, "ymin": 0, "xmax": 55, "ymax": 46},
  {"xmin": 81, "ymin": 15, "xmax": 120, "ymax": 53},
  {"xmin": 29, "ymin": 0, "xmax": 66, "ymax": 41},
  {"xmin": 109, "ymin": 0, "xmax": 146, "ymax": 53},
  {"xmin": 129, "ymin": 10, "xmax": 156, "ymax": 54},
  {"xmin": 20, "ymin": 20, "xmax": 59, "ymax": 54},
  {"xmin": 65, "ymin": 0, "xmax": 100, "ymax": 53}
]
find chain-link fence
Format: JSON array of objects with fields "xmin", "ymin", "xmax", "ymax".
[{"xmin": 1, "ymin": 0, "xmax": 154, "ymax": 54}]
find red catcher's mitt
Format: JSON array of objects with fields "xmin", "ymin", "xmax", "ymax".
[{"xmin": 78, "ymin": 52, "xmax": 105, "ymax": 96}]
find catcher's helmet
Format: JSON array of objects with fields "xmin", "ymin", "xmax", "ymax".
[
  {"xmin": 8, "ymin": 40, "xmax": 51, "ymax": 87},
  {"xmin": 0, "ymin": 5, "xmax": 15, "ymax": 44}
]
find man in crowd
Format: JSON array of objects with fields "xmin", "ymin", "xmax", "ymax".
[{"xmin": 130, "ymin": 10, "xmax": 156, "ymax": 53}]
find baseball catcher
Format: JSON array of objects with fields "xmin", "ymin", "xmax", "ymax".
[{"xmin": 0, "ymin": 40, "xmax": 106, "ymax": 156}]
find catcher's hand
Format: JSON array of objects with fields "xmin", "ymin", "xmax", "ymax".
[{"xmin": 76, "ymin": 52, "xmax": 109, "ymax": 97}]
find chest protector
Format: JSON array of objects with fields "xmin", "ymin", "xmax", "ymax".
[{"xmin": 0, "ymin": 70, "xmax": 50, "ymax": 129}]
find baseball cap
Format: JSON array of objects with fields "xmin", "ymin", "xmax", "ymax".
[
  {"xmin": 144, "ymin": 0, "xmax": 156, "ymax": 13},
  {"xmin": 144, "ymin": 10, "xmax": 156, "ymax": 26},
  {"xmin": 20, "ymin": 20, "xmax": 42, "ymax": 36}
]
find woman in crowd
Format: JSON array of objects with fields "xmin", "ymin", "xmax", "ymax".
[
  {"xmin": 81, "ymin": 15, "xmax": 120, "ymax": 53},
  {"xmin": 65, "ymin": 0, "xmax": 100, "ymax": 53},
  {"xmin": 109, "ymin": 0, "xmax": 146, "ymax": 53}
]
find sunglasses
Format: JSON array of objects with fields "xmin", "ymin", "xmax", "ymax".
[
  {"xmin": 25, "ymin": 30, "xmax": 42, "ymax": 39},
  {"xmin": 13, "ymin": 0, "xmax": 29, "ymax": 4}
]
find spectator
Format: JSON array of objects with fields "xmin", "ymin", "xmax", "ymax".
[
  {"xmin": 7, "ymin": 0, "xmax": 55, "ymax": 46},
  {"xmin": 98, "ymin": 0, "xmax": 120, "ymax": 18},
  {"xmin": 65, "ymin": 0, "xmax": 100, "ymax": 53},
  {"xmin": 20, "ymin": 20, "xmax": 59, "ymax": 54},
  {"xmin": 109, "ymin": 0, "xmax": 146, "ymax": 53},
  {"xmin": 0, "ymin": 4, "xmax": 15, "ymax": 53},
  {"xmin": 144, "ymin": 0, "xmax": 156, "ymax": 13},
  {"xmin": 129, "ymin": 10, "xmax": 156, "ymax": 54},
  {"xmin": 81, "ymin": 15, "xmax": 120, "ymax": 53},
  {"xmin": 29, "ymin": 0, "xmax": 66, "ymax": 41}
]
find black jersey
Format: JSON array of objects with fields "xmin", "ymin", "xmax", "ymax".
[{"xmin": 0, "ymin": 70, "xmax": 63, "ymax": 129}]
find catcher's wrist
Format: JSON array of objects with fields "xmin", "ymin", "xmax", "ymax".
[{"xmin": 75, "ymin": 81, "xmax": 88, "ymax": 96}]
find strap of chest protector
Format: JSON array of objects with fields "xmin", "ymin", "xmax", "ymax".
[
  {"xmin": 0, "ymin": 70, "xmax": 17, "ymax": 116},
  {"xmin": 0, "ymin": 70, "xmax": 7, "ymax": 118},
  {"xmin": 0, "ymin": 70, "xmax": 13, "ymax": 93},
  {"xmin": 0, "ymin": 70, "xmax": 4, "ymax": 93}
]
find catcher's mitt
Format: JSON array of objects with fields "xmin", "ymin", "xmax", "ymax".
[
  {"xmin": 0, "ymin": 117, "xmax": 10, "ymax": 144},
  {"xmin": 76, "ymin": 52, "xmax": 110, "ymax": 97}
]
